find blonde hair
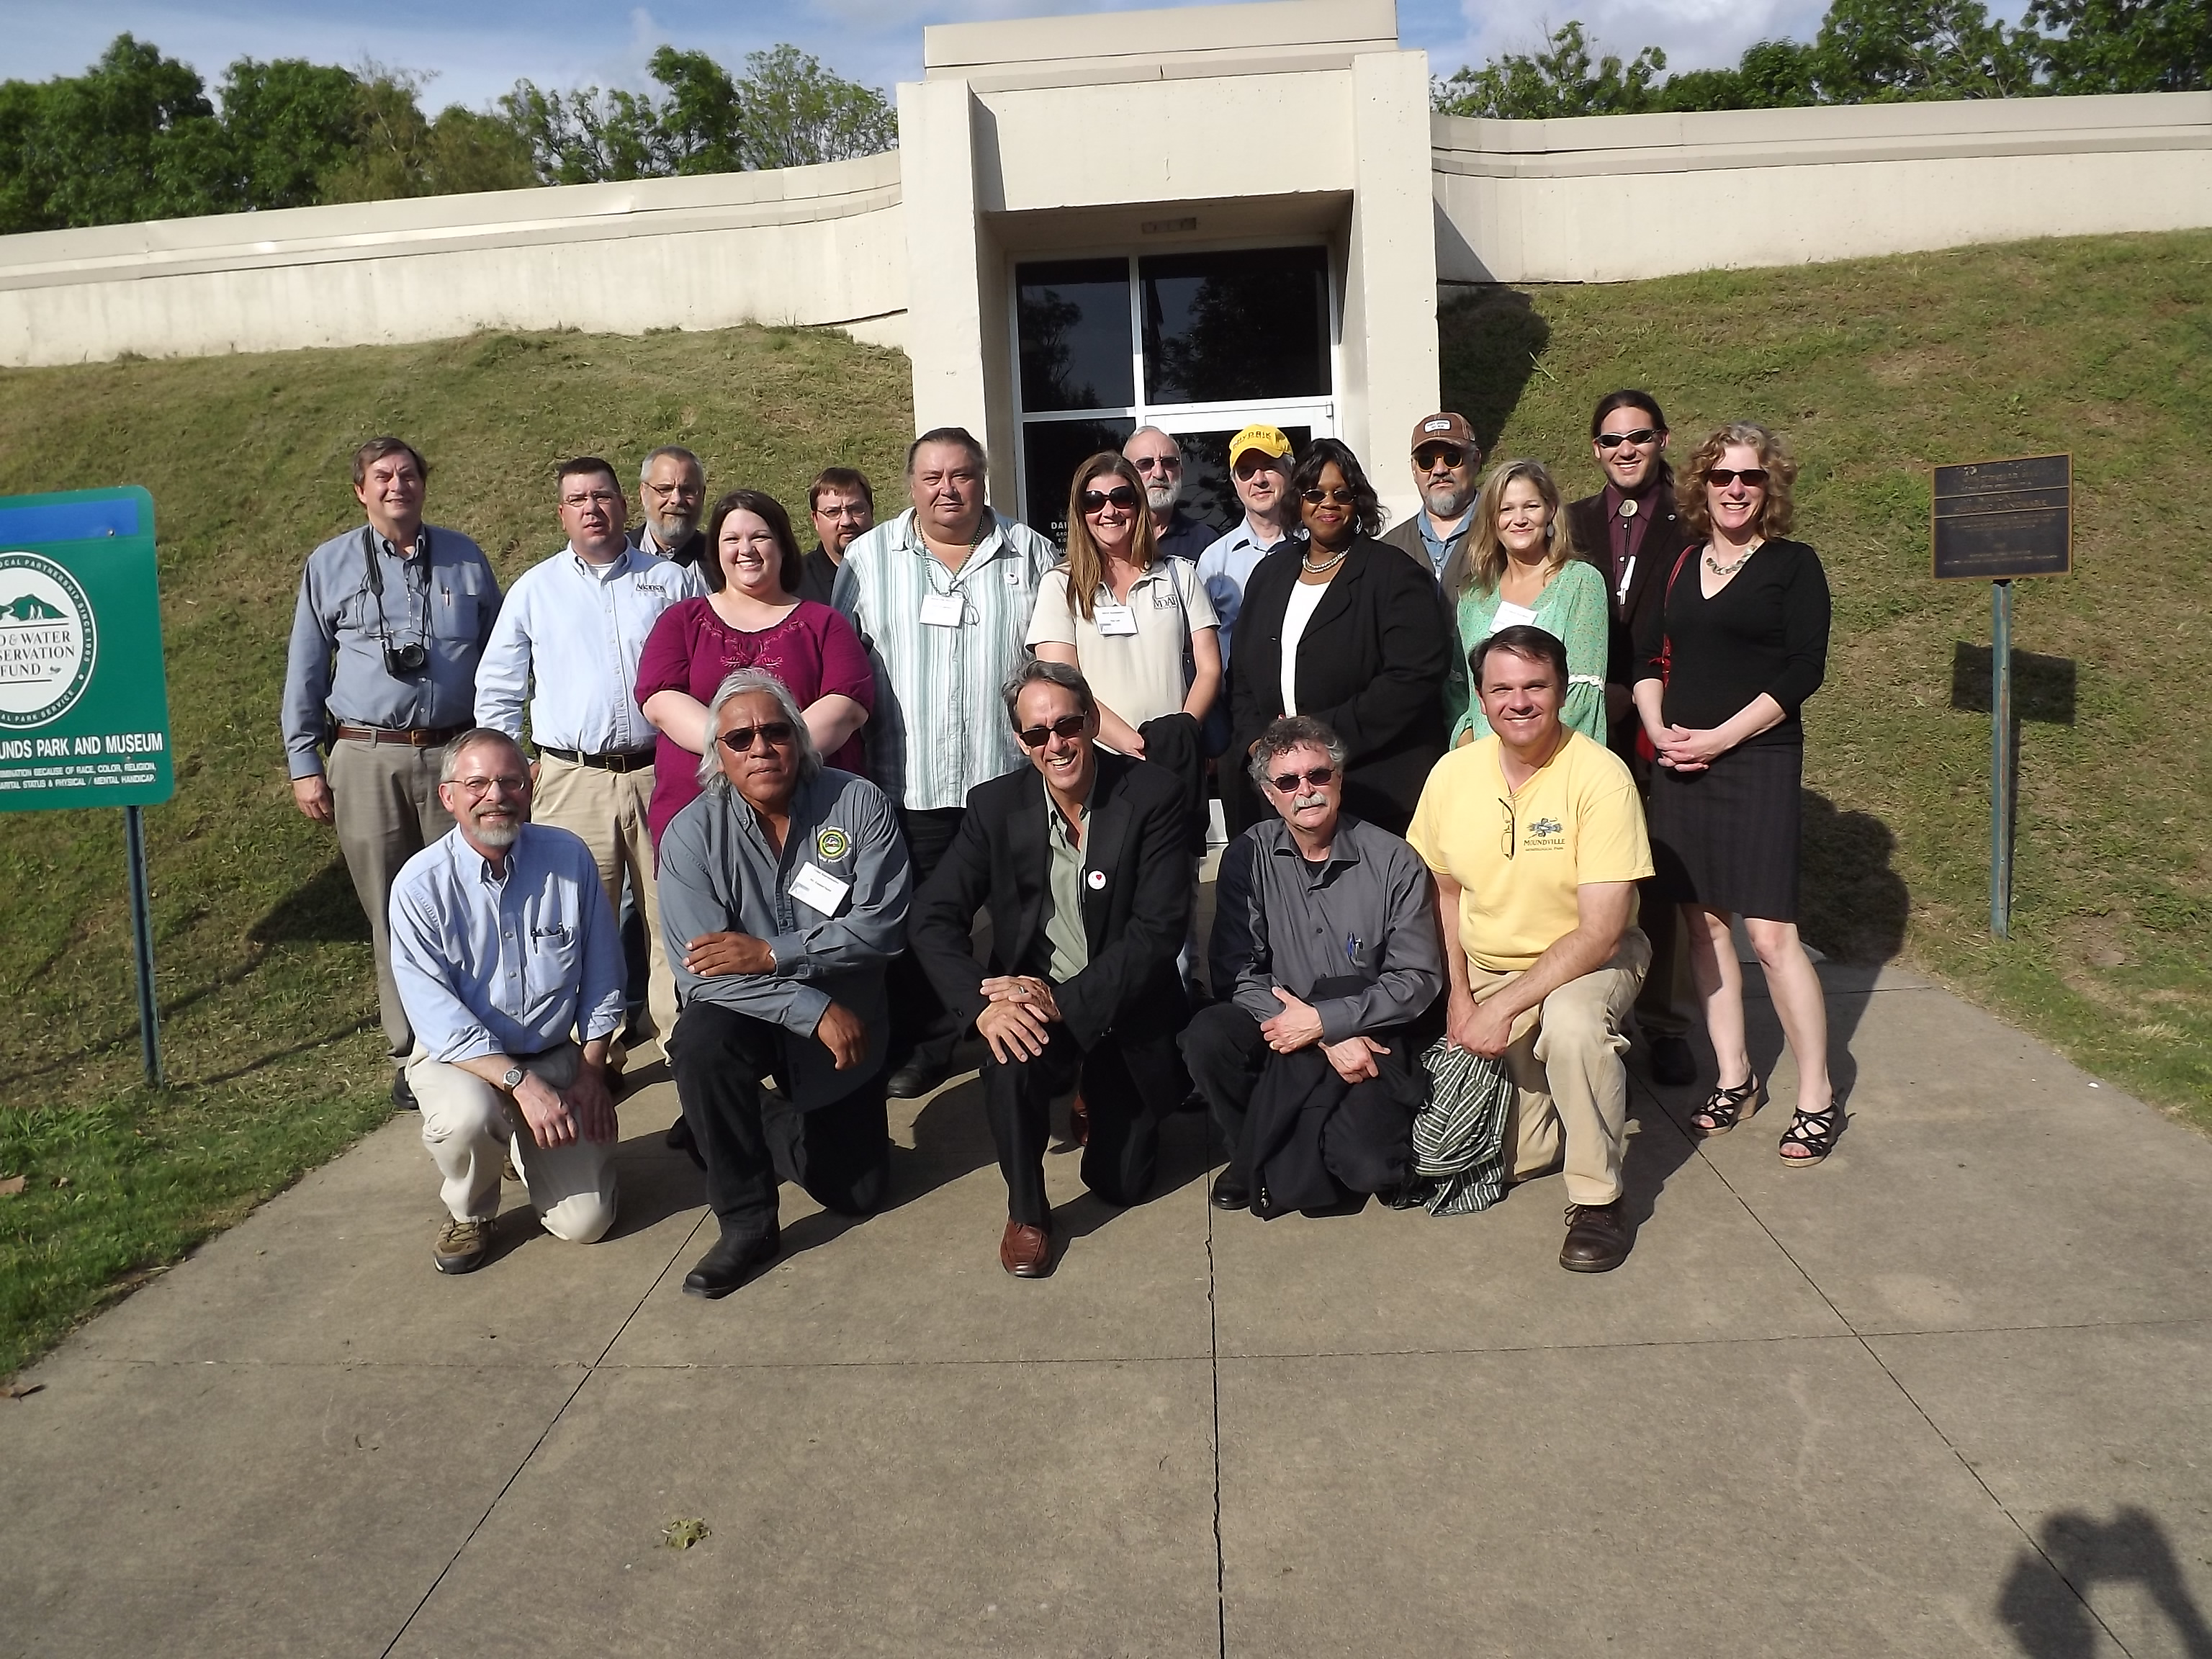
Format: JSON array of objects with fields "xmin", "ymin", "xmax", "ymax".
[
  {"xmin": 1059, "ymin": 451, "xmax": 1159, "ymax": 623},
  {"xmin": 1445, "ymin": 459, "xmax": 1570, "ymax": 602},
  {"xmin": 1678, "ymin": 421, "xmax": 1798, "ymax": 541}
]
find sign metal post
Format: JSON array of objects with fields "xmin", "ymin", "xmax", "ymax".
[
  {"xmin": 0, "ymin": 486, "xmax": 175, "ymax": 1086},
  {"xmin": 1932, "ymin": 454, "xmax": 2070, "ymax": 940}
]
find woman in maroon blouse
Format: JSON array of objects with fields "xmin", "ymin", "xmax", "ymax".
[{"xmin": 637, "ymin": 489, "xmax": 875, "ymax": 847}]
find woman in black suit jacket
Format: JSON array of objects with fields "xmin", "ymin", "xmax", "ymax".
[{"xmin": 1226, "ymin": 439, "xmax": 1454, "ymax": 837}]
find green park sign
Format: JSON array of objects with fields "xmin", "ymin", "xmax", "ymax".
[{"xmin": 0, "ymin": 486, "xmax": 174, "ymax": 811}]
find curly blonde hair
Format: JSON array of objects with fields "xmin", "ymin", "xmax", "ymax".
[
  {"xmin": 1444, "ymin": 459, "xmax": 1570, "ymax": 603},
  {"xmin": 1677, "ymin": 421, "xmax": 1797, "ymax": 541}
]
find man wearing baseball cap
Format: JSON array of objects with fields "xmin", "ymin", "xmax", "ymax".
[
  {"xmin": 1196, "ymin": 424, "xmax": 1301, "ymax": 673},
  {"xmin": 1380, "ymin": 413, "xmax": 1483, "ymax": 584}
]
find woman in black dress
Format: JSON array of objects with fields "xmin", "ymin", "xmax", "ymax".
[
  {"xmin": 1226, "ymin": 439, "xmax": 1453, "ymax": 837},
  {"xmin": 1632, "ymin": 423, "xmax": 1838, "ymax": 1164}
]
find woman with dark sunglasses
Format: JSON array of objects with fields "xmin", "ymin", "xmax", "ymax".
[
  {"xmin": 1224, "ymin": 438, "xmax": 1454, "ymax": 837},
  {"xmin": 1632, "ymin": 422, "xmax": 1838, "ymax": 1166}
]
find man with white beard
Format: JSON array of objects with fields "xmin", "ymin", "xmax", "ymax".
[
  {"xmin": 632, "ymin": 446, "xmax": 709, "ymax": 570},
  {"xmin": 390, "ymin": 729, "xmax": 625, "ymax": 1275},
  {"xmin": 1123, "ymin": 426, "xmax": 1216, "ymax": 562}
]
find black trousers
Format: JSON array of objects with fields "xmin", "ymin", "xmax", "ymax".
[
  {"xmin": 1179, "ymin": 1000, "xmax": 1413, "ymax": 1195},
  {"xmin": 670, "ymin": 1002, "xmax": 890, "ymax": 1242},
  {"xmin": 889, "ymin": 806, "xmax": 967, "ymax": 1074},
  {"xmin": 984, "ymin": 1026, "xmax": 1178, "ymax": 1228}
]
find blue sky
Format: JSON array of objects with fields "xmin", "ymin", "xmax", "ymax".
[{"xmin": 11, "ymin": 0, "xmax": 1835, "ymax": 109}]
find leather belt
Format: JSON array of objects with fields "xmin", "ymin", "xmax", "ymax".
[
  {"xmin": 536, "ymin": 745, "xmax": 657, "ymax": 774},
  {"xmin": 332, "ymin": 723, "xmax": 464, "ymax": 748}
]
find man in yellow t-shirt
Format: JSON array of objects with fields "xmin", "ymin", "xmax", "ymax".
[{"xmin": 1406, "ymin": 624, "xmax": 1654, "ymax": 1272}]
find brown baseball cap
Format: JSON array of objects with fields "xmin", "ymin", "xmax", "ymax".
[{"xmin": 1410, "ymin": 412, "xmax": 1478, "ymax": 455}]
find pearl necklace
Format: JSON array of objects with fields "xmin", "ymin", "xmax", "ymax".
[
  {"xmin": 1704, "ymin": 538, "xmax": 1762, "ymax": 579},
  {"xmin": 1300, "ymin": 545, "xmax": 1348, "ymax": 576}
]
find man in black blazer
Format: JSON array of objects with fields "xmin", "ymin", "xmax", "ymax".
[
  {"xmin": 909, "ymin": 660, "xmax": 1192, "ymax": 1277},
  {"xmin": 1566, "ymin": 390, "xmax": 1695, "ymax": 1087}
]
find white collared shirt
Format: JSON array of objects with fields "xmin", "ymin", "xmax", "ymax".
[{"xmin": 474, "ymin": 543, "xmax": 705, "ymax": 753}]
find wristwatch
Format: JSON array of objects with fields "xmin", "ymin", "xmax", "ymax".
[{"xmin": 500, "ymin": 1064, "xmax": 526, "ymax": 1092}]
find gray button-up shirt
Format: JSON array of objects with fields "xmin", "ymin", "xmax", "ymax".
[
  {"xmin": 388, "ymin": 822, "xmax": 626, "ymax": 1064},
  {"xmin": 1208, "ymin": 813, "xmax": 1442, "ymax": 1044},
  {"xmin": 282, "ymin": 523, "xmax": 502, "ymax": 779},
  {"xmin": 657, "ymin": 765, "xmax": 912, "ymax": 1107}
]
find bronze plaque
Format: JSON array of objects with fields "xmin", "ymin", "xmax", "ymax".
[{"xmin": 1932, "ymin": 454, "xmax": 2071, "ymax": 580}]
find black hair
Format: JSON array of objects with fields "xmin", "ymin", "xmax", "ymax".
[
  {"xmin": 555, "ymin": 454, "xmax": 621, "ymax": 492},
  {"xmin": 1588, "ymin": 390, "xmax": 1674, "ymax": 490},
  {"xmin": 701, "ymin": 489, "xmax": 804, "ymax": 595},
  {"xmin": 906, "ymin": 426, "xmax": 987, "ymax": 475},
  {"xmin": 1287, "ymin": 437, "xmax": 1385, "ymax": 540},
  {"xmin": 1471, "ymin": 624, "xmax": 1570, "ymax": 691}
]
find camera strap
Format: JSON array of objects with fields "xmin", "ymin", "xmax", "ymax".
[{"xmin": 359, "ymin": 524, "xmax": 433, "ymax": 649}]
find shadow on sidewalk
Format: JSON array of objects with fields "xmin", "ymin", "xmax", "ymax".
[{"xmin": 1999, "ymin": 1505, "xmax": 2212, "ymax": 1658}]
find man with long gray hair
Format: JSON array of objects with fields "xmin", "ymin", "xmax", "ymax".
[
  {"xmin": 655, "ymin": 667, "xmax": 912, "ymax": 1298},
  {"xmin": 1185, "ymin": 715, "xmax": 1442, "ymax": 1215}
]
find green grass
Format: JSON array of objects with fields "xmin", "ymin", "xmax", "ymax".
[
  {"xmin": 0, "ymin": 323, "xmax": 914, "ymax": 1377},
  {"xmin": 2, "ymin": 230, "xmax": 2208, "ymax": 1380},
  {"xmin": 1442, "ymin": 228, "xmax": 2212, "ymax": 1123}
]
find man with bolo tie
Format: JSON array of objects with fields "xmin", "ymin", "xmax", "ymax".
[
  {"xmin": 908, "ymin": 660, "xmax": 1192, "ymax": 1278},
  {"xmin": 282, "ymin": 436, "xmax": 501, "ymax": 1110}
]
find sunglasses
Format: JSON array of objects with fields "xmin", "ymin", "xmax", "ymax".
[
  {"xmin": 1707, "ymin": 467, "xmax": 1771, "ymax": 487},
  {"xmin": 1300, "ymin": 487, "xmax": 1357, "ymax": 506},
  {"xmin": 1413, "ymin": 445, "xmax": 1467, "ymax": 469},
  {"xmin": 1268, "ymin": 765, "xmax": 1336, "ymax": 793},
  {"xmin": 1130, "ymin": 454, "xmax": 1179, "ymax": 473},
  {"xmin": 1016, "ymin": 713, "xmax": 1090, "ymax": 749},
  {"xmin": 1596, "ymin": 428, "xmax": 1660, "ymax": 449},
  {"xmin": 716, "ymin": 720, "xmax": 796, "ymax": 754},
  {"xmin": 1080, "ymin": 486, "xmax": 1142, "ymax": 513}
]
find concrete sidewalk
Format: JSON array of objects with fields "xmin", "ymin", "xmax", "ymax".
[{"xmin": 5, "ymin": 959, "xmax": 2211, "ymax": 1658}]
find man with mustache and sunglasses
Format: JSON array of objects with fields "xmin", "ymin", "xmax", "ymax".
[
  {"xmin": 1183, "ymin": 715, "xmax": 1442, "ymax": 1216},
  {"xmin": 1379, "ymin": 411, "xmax": 1482, "ymax": 583},
  {"xmin": 655, "ymin": 667, "xmax": 912, "ymax": 1298},
  {"xmin": 907, "ymin": 660, "xmax": 1192, "ymax": 1278},
  {"xmin": 1565, "ymin": 390, "xmax": 1698, "ymax": 1089}
]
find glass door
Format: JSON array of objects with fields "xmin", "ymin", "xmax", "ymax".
[{"xmin": 1012, "ymin": 246, "xmax": 1337, "ymax": 545}]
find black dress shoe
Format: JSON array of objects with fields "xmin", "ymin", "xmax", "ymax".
[
  {"xmin": 391, "ymin": 1069, "xmax": 419, "ymax": 1112},
  {"xmin": 886, "ymin": 1060, "xmax": 946, "ymax": 1100},
  {"xmin": 683, "ymin": 1231, "xmax": 779, "ymax": 1298},
  {"xmin": 1560, "ymin": 1201, "xmax": 1630, "ymax": 1272},
  {"xmin": 1648, "ymin": 1035, "xmax": 1698, "ymax": 1087},
  {"xmin": 1209, "ymin": 1169, "xmax": 1250, "ymax": 1210}
]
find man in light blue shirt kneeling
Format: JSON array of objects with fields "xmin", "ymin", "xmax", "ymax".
[{"xmin": 390, "ymin": 729, "xmax": 627, "ymax": 1276}]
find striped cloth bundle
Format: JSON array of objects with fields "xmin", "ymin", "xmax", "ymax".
[{"xmin": 1408, "ymin": 1038, "xmax": 1514, "ymax": 1216}]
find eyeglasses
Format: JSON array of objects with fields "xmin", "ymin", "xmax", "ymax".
[
  {"xmin": 1707, "ymin": 468, "xmax": 1771, "ymax": 487},
  {"xmin": 455, "ymin": 773, "xmax": 529, "ymax": 798},
  {"xmin": 1267, "ymin": 765, "xmax": 1336, "ymax": 793},
  {"xmin": 1300, "ymin": 487, "xmax": 1357, "ymax": 506},
  {"xmin": 1499, "ymin": 798, "xmax": 1516, "ymax": 860},
  {"xmin": 1079, "ymin": 486, "xmax": 1142, "ymax": 513},
  {"xmin": 716, "ymin": 721, "xmax": 796, "ymax": 754},
  {"xmin": 1130, "ymin": 454, "xmax": 1179, "ymax": 473},
  {"xmin": 561, "ymin": 489, "xmax": 621, "ymax": 509},
  {"xmin": 1596, "ymin": 428, "xmax": 1660, "ymax": 450},
  {"xmin": 1016, "ymin": 714, "xmax": 1089, "ymax": 749},
  {"xmin": 1232, "ymin": 455, "xmax": 1282, "ymax": 480},
  {"xmin": 1413, "ymin": 445, "xmax": 1467, "ymax": 469}
]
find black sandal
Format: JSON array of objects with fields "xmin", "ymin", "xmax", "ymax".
[
  {"xmin": 1691, "ymin": 1074, "xmax": 1763, "ymax": 1138},
  {"xmin": 1779, "ymin": 1103, "xmax": 1842, "ymax": 1166}
]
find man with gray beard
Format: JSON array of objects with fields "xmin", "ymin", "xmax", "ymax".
[
  {"xmin": 632, "ymin": 445, "xmax": 709, "ymax": 570},
  {"xmin": 1379, "ymin": 412, "xmax": 1483, "ymax": 583}
]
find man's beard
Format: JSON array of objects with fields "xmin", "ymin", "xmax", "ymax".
[
  {"xmin": 646, "ymin": 511, "xmax": 698, "ymax": 547},
  {"xmin": 1423, "ymin": 485, "xmax": 1472, "ymax": 519},
  {"xmin": 1145, "ymin": 482, "xmax": 1178, "ymax": 513},
  {"xmin": 470, "ymin": 814, "xmax": 521, "ymax": 849}
]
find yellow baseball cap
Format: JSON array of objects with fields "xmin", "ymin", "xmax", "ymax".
[{"xmin": 1227, "ymin": 424, "xmax": 1292, "ymax": 464}]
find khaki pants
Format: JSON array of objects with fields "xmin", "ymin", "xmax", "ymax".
[
  {"xmin": 328, "ymin": 737, "xmax": 453, "ymax": 1061},
  {"xmin": 531, "ymin": 755, "xmax": 677, "ymax": 1046},
  {"xmin": 409, "ymin": 1040, "xmax": 618, "ymax": 1241},
  {"xmin": 1466, "ymin": 930, "xmax": 1652, "ymax": 1207}
]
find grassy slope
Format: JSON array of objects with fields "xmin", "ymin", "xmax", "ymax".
[
  {"xmin": 1, "ymin": 230, "xmax": 2207, "ymax": 1377},
  {"xmin": 1443, "ymin": 228, "xmax": 2212, "ymax": 1120},
  {"xmin": 0, "ymin": 324, "xmax": 914, "ymax": 1376}
]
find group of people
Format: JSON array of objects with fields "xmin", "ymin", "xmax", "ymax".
[{"xmin": 281, "ymin": 388, "xmax": 1835, "ymax": 1292}]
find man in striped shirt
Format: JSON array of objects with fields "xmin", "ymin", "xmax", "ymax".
[{"xmin": 832, "ymin": 427, "xmax": 1056, "ymax": 1097}]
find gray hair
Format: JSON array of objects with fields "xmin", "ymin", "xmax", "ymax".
[
  {"xmin": 1001, "ymin": 657, "xmax": 1096, "ymax": 729},
  {"xmin": 641, "ymin": 444, "xmax": 703, "ymax": 486},
  {"xmin": 439, "ymin": 727, "xmax": 526, "ymax": 785},
  {"xmin": 696, "ymin": 667, "xmax": 822, "ymax": 793},
  {"xmin": 1246, "ymin": 716, "xmax": 1346, "ymax": 791}
]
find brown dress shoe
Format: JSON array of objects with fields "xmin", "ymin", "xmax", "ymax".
[
  {"xmin": 999, "ymin": 1220, "xmax": 1054, "ymax": 1278},
  {"xmin": 1560, "ymin": 1200, "xmax": 1631, "ymax": 1273}
]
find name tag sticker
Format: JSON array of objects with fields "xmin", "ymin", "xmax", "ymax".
[
  {"xmin": 1093, "ymin": 603, "xmax": 1138, "ymax": 637},
  {"xmin": 1491, "ymin": 600, "xmax": 1540, "ymax": 631},
  {"xmin": 920, "ymin": 591, "xmax": 964, "ymax": 628},
  {"xmin": 789, "ymin": 863, "xmax": 851, "ymax": 914}
]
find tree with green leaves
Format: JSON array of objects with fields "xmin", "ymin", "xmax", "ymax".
[
  {"xmin": 2027, "ymin": 0, "xmax": 2211, "ymax": 90},
  {"xmin": 1432, "ymin": 22, "xmax": 1668, "ymax": 119}
]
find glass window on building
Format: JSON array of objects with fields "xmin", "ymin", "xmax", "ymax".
[{"xmin": 1012, "ymin": 245, "xmax": 1336, "ymax": 543}]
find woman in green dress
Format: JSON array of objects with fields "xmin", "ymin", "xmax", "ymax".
[{"xmin": 1442, "ymin": 458, "xmax": 1609, "ymax": 745}]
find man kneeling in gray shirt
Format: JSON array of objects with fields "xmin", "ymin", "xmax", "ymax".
[{"xmin": 656, "ymin": 667, "xmax": 912, "ymax": 1298}]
